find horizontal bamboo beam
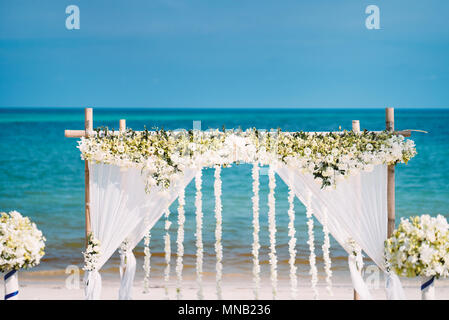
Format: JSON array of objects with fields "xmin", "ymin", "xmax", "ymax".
[
  {"xmin": 64, "ymin": 129, "xmax": 413, "ymax": 138},
  {"xmin": 395, "ymin": 130, "xmax": 411, "ymax": 137},
  {"xmin": 64, "ymin": 130, "xmax": 86, "ymax": 138}
]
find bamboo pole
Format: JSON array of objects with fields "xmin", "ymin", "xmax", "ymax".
[
  {"xmin": 352, "ymin": 120, "xmax": 360, "ymax": 133},
  {"xmin": 118, "ymin": 118, "xmax": 126, "ymax": 273},
  {"xmin": 85, "ymin": 108, "xmax": 93, "ymax": 244},
  {"xmin": 64, "ymin": 130, "xmax": 86, "ymax": 138},
  {"xmin": 352, "ymin": 120, "xmax": 361, "ymax": 301},
  {"xmin": 119, "ymin": 119, "xmax": 126, "ymax": 132},
  {"xmin": 386, "ymin": 108, "xmax": 395, "ymax": 237}
]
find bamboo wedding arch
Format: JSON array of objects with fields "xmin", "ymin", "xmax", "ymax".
[{"xmin": 64, "ymin": 107, "xmax": 413, "ymax": 300}]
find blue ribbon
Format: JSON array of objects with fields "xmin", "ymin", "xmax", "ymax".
[
  {"xmin": 4, "ymin": 270, "xmax": 17, "ymax": 281},
  {"xmin": 421, "ymin": 276, "xmax": 435, "ymax": 291},
  {"xmin": 4, "ymin": 270, "xmax": 19, "ymax": 300},
  {"xmin": 5, "ymin": 291, "xmax": 19, "ymax": 300}
]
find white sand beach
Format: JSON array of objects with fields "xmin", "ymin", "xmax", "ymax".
[{"xmin": 12, "ymin": 270, "xmax": 449, "ymax": 300}]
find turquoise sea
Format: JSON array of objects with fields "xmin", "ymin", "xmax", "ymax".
[{"xmin": 0, "ymin": 108, "xmax": 448, "ymax": 278}]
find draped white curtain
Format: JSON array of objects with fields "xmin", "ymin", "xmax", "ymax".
[
  {"xmin": 85, "ymin": 162, "xmax": 197, "ymax": 300},
  {"xmin": 86, "ymin": 161, "xmax": 405, "ymax": 300},
  {"xmin": 275, "ymin": 163, "xmax": 405, "ymax": 300},
  {"xmin": 118, "ymin": 169, "xmax": 197, "ymax": 300}
]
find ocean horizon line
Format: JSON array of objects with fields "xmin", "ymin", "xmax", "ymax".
[{"xmin": 1, "ymin": 106, "xmax": 449, "ymax": 111}]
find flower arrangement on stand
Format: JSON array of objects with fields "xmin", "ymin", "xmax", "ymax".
[
  {"xmin": 385, "ymin": 214, "xmax": 449, "ymax": 300},
  {"xmin": 0, "ymin": 210, "xmax": 46, "ymax": 300}
]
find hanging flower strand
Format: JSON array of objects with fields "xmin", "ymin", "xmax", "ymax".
[
  {"xmin": 176, "ymin": 188, "xmax": 186, "ymax": 300},
  {"xmin": 195, "ymin": 170, "xmax": 204, "ymax": 300},
  {"xmin": 164, "ymin": 208, "xmax": 172, "ymax": 299},
  {"xmin": 287, "ymin": 183, "xmax": 297, "ymax": 299},
  {"xmin": 322, "ymin": 208, "xmax": 333, "ymax": 296},
  {"xmin": 306, "ymin": 190, "xmax": 319, "ymax": 299},
  {"xmin": 251, "ymin": 163, "xmax": 261, "ymax": 300},
  {"xmin": 214, "ymin": 166, "xmax": 223, "ymax": 300},
  {"xmin": 268, "ymin": 165, "xmax": 278, "ymax": 299},
  {"xmin": 143, "ymin": 228, "xmax": 151, "ymax": 293}
]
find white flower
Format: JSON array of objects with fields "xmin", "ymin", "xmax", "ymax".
[
  {"xmin": 83, "ymin": 233, "xmax": 101, "ymax": 271},
  {"xmin": 286, "ymin": 183, "xmax": 298, "ymax": 299},
  {"xmin": 195, "ymin": 170, "xmax": 204, "ymax": 300},
  {"xmin": 420, "ymin": 244, "xmax": 435, "ymax": 265},
  {"xmin": 0, "ymin": 211, "xmax": 46, "ymax": 272},
  {"xmin": 214, "ymin": 166, "xmax": 223, "ymax": 299},
  {"xmin": 78, "ymin": 129, "xmax": 416, "ymax": 191},
  {"xmin": 306, "ymin": 191, "xmax": 319, "ymax": 299},
  {"xmin": 267, "ymin": 166, "xmax": 278, "ymax": 299},
  {"xmin": 176, "ymin": 188, "xmax": 186, "ymax": 299},
  {"xmin": 385, "ymin": 214, "xmax": 449, "ymax": 278},
  {"xmin": 251, "ymin": 163, "xmax": 261, "ymax": 300}
]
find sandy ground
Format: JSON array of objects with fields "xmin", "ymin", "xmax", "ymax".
[{"xmin": 6, "ymin": 270, "xmax": 449, "ymax": 300}]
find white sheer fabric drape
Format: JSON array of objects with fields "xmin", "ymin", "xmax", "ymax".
[
  {"xmin": 85, "ymin": 162, "xmax": 196, "ymax": 300},
  {"xmin": 118, "ymin": 169, "xmax": 197, "ymax": 300},
  {"xmin": 275, "ymin": 163, "xmax": 405, "ymax": 300}
]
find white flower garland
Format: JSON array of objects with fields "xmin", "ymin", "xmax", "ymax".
[
  {"xmin": 287, "ymin": 183, "xmax": 297, "ymax": 299},
  {"xmin": 83, "ymin": 233, "xmax": 101, "ymax": 272},
  {"xmin": 321, "ymin": 208, "xmax": 333, "ymax": 296},
  {"xmin": 214, "ymin": 165, "xmax": 223, "ymax": 300},
  {"xmin": 306, "ymin": 190, "xmax": 319, "ymax": 299},
  {"xmin": 164, "ymin": 208, "xmax": 171, "ymax": 299},
  {"xmin": 195, "ymin": 170, "xmax": 204, "ymax": 300},
  {"xmin": 143, "ymin": 229, "xmax": 151, "ymax": 293},
  {"xmin": 268, "ymin": 165, "xmax": 278, "ymax": 299},
  {"xmin": 176, "ymin": 188, "xmax": 186, "ymax": 300},
  {"xmin": 79, "ymin": 129, "xmax": 417, "ymax": 191},
  {"xmin": 251, "ymin": 163, "xmax": 261, "ymax": 300}
]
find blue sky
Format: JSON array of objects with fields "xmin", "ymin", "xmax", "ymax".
[{"xmin": 0, "ymin": 0, "xmax": 448, "ymax": 108}]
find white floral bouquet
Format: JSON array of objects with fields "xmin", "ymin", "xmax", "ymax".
[
  {"xmin": 385, "ymin": 215, "xmax": 449, "ymax": 278},
  {"xmin": 83, "ymin": 233, "xmax": 101, "ymax": 271},
  {"xmin": 0, "ymin": 211, "xmax": 46, "ymax": 272}
]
